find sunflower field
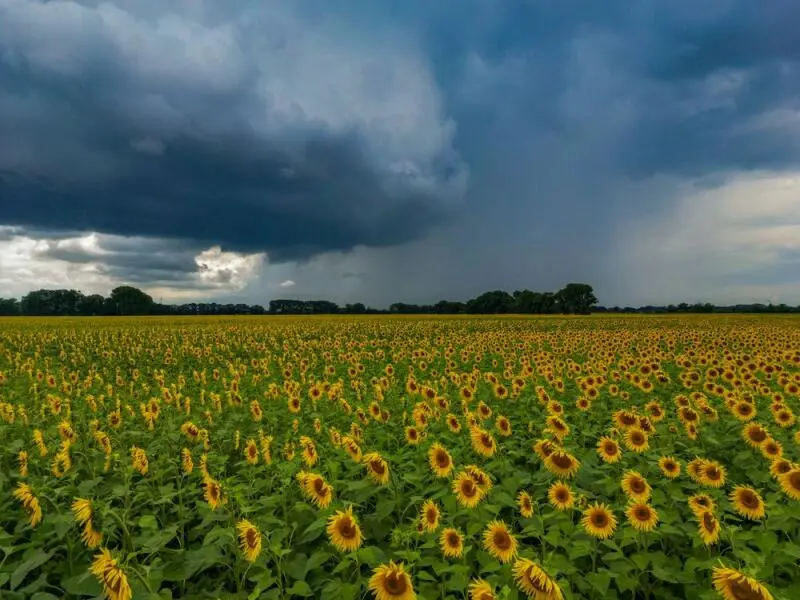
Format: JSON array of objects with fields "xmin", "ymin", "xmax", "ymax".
[{"xmin": 1, "ymin": 314, "xmax": 799, "ymax": 600}]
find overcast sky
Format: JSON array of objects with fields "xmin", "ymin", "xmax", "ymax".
[{"xmin": 2, "ymin": 0, "xmax": 800, "ymax": 307}]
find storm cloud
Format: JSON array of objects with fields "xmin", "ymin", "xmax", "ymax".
[{"xmin": 2, "ymin": 0, "xmax": 800, "ymax": 306}]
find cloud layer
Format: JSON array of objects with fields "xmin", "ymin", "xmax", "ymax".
[{"xmin": 2, "ymin": 1, "xmax": 800, "ymax": 305}]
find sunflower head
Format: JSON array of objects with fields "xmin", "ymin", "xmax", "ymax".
[
  {"xmin": 482, "ymin": 520, "xmax": 518, "ymax": 564},
  {"xmin": 513, "ymin": 558, "xmax": 564, "ymax": 600},
  {"xmin": 712, "ymin": 565, "xmax": 773, "ymax": 600},
  {"xmin": 626, "ymin": 502, "xmax": 659, "ymax": 532},
  {"xmin": 581, "ymin": 503, "xmax": 617, "ymax": 539},
  {"xmin": 327, "ymin": 506, "xmax": 363, "ymax": 552},
  {"xmin": 548, "ymin": 481, "xmax": 575, "ymax": 511},
  {"xmin": 730, "ymin": 486, "xmax": 765, "ymax": 520},
  {"xmin": 369, "ymin": 561, "xmax": 415, "ymax": 600},
  {"xmin": 439, "ymin": 527, "xmax": 464, "ymax": 558}
]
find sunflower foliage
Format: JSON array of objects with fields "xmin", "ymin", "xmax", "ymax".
[{"xmin": 0, "ymin": 314, "xmax": 799, "ymax": 600}]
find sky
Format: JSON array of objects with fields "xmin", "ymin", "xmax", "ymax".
[{"xmin": 1, "ymin": 0, "xmax": 800, "ymax": 308}]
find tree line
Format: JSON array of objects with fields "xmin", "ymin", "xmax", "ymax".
[
  {"xmin": 1, "ymin": 283, "xmax": 798, "ymax": 316},
  {"xmin": 0, "ymin": 283, "xmax": 598, "ymax": 316}
]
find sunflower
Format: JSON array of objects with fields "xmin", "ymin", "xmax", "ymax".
[
  {"xmin": 439, "ymin": 527, "xmax": 464, "ymax": 558},
  {"xmin": 405, "ymin": 426, "xmax": 422, "ymax": 445},
  {"xmin": 623, "ymin": 427, "xmax": 649, "ymax": 453},
  {"xmin": 596, "ymin": 437, "xmax": 622, "ymax": 464},
  {"xmin": 90, "ymin": 548, "xmax": 132, "ymax": 600},
  {"xmin": 687, "ymin": 458, "xmax": 706, "ymax": 483},
  {"xmin": 369, "ymin": 561, "xmax": 415, "ymax": 600},
  {"xmin": 697, "ymin": 510, "xmax": 721, "ymax": 546},
  {"xmin": 770, "ymin": 458, "xmax": 793, "ymax": 480},
  {"xmin": 544, "ymin": 450, "xmax": 581, "ymax": 478},
  {"xmin": 469, "ymin": 579, "xmax": 496, "ymax": 600},
  {"xmin": 236, "ymin": 519, "xmax": 262, "ymax": 562},
  {"xmin": 81, "ymin": 521, "xmax": 103, "ymax": 549},
  {"xmin": 778, "ymin": 467, "xmax": 800, "ymax": 500},
  {"xmin": 626, "ymin": 502, "xmax": 659, "ymax": 532},
  {"xmin": 327, "ymin": 505, "xmax": 363, "ymax": 552},
  {"xmin": 297, "ymin": 471, "xmax": 333, "ymax": 508},
  {"xmin": 621, "ymin": 471, "xmax": 651, "ymax": 502},
  {"xmin": 496, "ymin": 415, "xmax": 512, "ymax": 437},
  {"xmin": 533, "ymin": 438, "xmax": 557, "ymax": 460},
  {"xmin": 517, "ymin": 491, "xmax": 534, "ymax": 518},
  {"xmin": 181, "ymin": 448, "xmax": 193, "ymax": 474},
  {"xmin": 465, "ymin": 465, "xmax": 494, "ymax": 494},
  {"xmin": 732, "ymin": 401, "xmax": 756, "ymax": 422},
  {"xmin": 581, "ymin": 503, "xmax": 617, "ymax": 539},
  {"xmin": 446, "ymin": 414, "xmax": 462, "ymax": 433},
  {"xmin": 658, "ymin": 456, "xmax": 681, "ymax": 479},
  {"xmin": 482, "ymin": 520, "xmax": 518, "ymax": 563},
  {"xmin": 760, "ymin": 438, "xmax": 783, "ymax": 460},
  {"xmin": 730, "ymin": 486, "xmax": 765, "ymax": 520},
  {"xmin": 688, "ymin": 493, "xmax": 716, "ymax": 516},
  {"xmin": 547, "ymin": 481, "xmax": 575, "ymax": 511},
  {"xmin": 712, "ymin": 565, "xmax": 774, "ymax": 600},
  {"xmin": 300, "ymin": 437, "xmax": 318, "ymax": 467},
  {"xmin": 203, "ymin": 477, "xmax": 224, "ymax": 510},
  {"xmin": 477, "ymin": 401, "xmax": 492, "ymax": 419},
  {"xmin": 470, "ymin": 427, "xmax": 497, "ymax": 458},
  {"xmin": 363, "ymin": 452, "xmax": 391, "ymax": 485},
  {"xmin": 545, "ymin": 416, "xmax": 569, "ymax": 440},
  {"xmin": 513, "ymin": 558, "xmax": 563, "ymax": 600},
  {"xmin": 13, "ymin": 483, "xmax": 42, "ymax": 527},
  {"xmin": 453, "ymin": 471, "xmax": 484, "ymax": 508},
  {"xmin": 428, "ymin": 443, "xmax": 454, "ymax": 478},
  {"xmin": 244, "ymin": 439, "xmax": 259, "ymax": 465},
  {"xmin": 72, "ymin": 497, "xmax": 93, "ymax": 525},
  {"xmin": 700, "ymin": 461, "xmax": 727, "ymax": 488},
  {"xmin": 420, "ymin": 499, "xmax": 440, "ymax": 532}
]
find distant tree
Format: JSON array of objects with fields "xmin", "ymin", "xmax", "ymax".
[
  {"xmin": 0, "ymin": 298, "xmax": 20, "ymax": 316},
  {"xmin": 109, "ymin": 286, "xmax": 154, "ymax": 315},
  {"xmin": 21, "ymin": 289, "xmax": 84, "ymax": 316},
  {"xmin": 78, "ymin": 294, "xmax": 107, "ymax": 316},
  {"xmin": 467, "ymin": 290, "xmax": 515, "ymax": 314},
  {"xmin": 555, "ymin": 283, "xmax": 598, "ymax": 315}
]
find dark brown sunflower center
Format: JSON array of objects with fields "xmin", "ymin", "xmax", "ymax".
[
  {"xmin": 630, "ymin": 479, "xmax": 646, "ymax": 493},
  {"xmin": 447, "ymin": 533, "xmax": 460, "ymax": 546},
  {"xmin": 493, "ymin": 530, "xmax": 512, "ymax": 550},
  {"xmin": 634, "ymin": 507, "xmax": 651, "ymax": 521},
  {"xmin": 461, "ymin": 480, "xmax": 477, "ymax": 497},
  {"xmin": 705, "ymin": 467, "xmax": 721, "ymax": 480},
  {"xmin": 604, "ymin": 443, "xmax": 617, "ymax": 455},
  {"xmin": 551, "ymin": 454, "xmax": 573, "ymax": 469},
  {"xmin": 435, "ymin": 451, "xmax": 450, "ymax": 468},
  {"xmin": 370, "ymin": 460, "xmax": 386, "ymax": 475},
  {"xmin": 555, "ymin": 489, "xmax": 569, "ymax": 502},
  {"xmin": 630, "ymin": 432, "xmax": 645, "ymax": 444},
  {"xmin": 245, "ymin": 529, "xmax": 258, "ymax": 548},
  {"xmin": 788, "ymin": 471, "xmax": 800, "ymax": 491},
  {"xmin": 739, "ymin": 491, "xmax": 759, "ymax": 508},
  {"xmin": 591, "ymin": 511, "xmax": 608, "ymax": 527},
  {"xmin": 426, "ymin": 508, "xmax": 437, "ymax": 523},
  {"xmin": 480, "ymin": 434, "xmax": 492, "ymax": 447},
  {"xmin": 727, "ymin": 579, "xmax": 767, "ymax": 600},
  {"xmin": 385, "ymin": 572, "xmax": 408, "ymax": 595},
  {"xmin": 702, "ymin": 512, "xmax": 716, "ymax": 530},
  {"xmin": 313, "ymin": 478, "xmax": 326, "ymax": 494},
  {"xmin": 338, "ymin": 517, "xmax": 356, "ymax": 538}
]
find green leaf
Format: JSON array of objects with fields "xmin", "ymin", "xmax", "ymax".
[
  {"xmin": 31, "ymin": 593, "xmax": 61, "ymax": 600},
  {"xmin": 287, "ymin": 581, "xmax": 314, "ymax": 597},
  {"xmin": 61, "ymin": 572, "xmax": 102, "ymax": 597},
  {"xmin": 10, "ymin": 550, "xmax": 52, "ymax": 590},
  {"xmin": 587, "ymin": 571, "xmax": 611, "ymax": 596}
]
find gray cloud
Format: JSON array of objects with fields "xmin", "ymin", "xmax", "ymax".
[{"xmin": 2, "ymin": 0, "xmax": 800, "ymax": 306}]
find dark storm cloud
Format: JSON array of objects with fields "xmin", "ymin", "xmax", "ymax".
[{"xmin": 0, "ymin": 0, "xmax": 465, "ymax": 259}]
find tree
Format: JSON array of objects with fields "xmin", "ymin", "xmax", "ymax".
[
  {"xmin": 109, "ymin": 286, "xmax": 154, "ymax": 316},
  {"xmin": 555, "ymin": 283, "xmax": 598, "ymax": 315},
  {"xmin": 0, "ymin": 298, "xmax": 20, "ymax": 316},
  {"xmin": 467, "ymin": 291, "xmax": 515, "ymax": 314}
]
